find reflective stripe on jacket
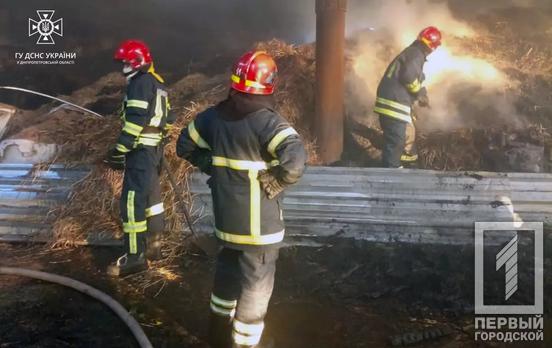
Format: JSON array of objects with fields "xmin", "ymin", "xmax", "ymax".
[
  {"xmin": 115, "ymin": 71, "xmax": 175, "ymax": 154},
  {"xmin": 176, "ymin": 105, "xmax": 306, "ymax": 250},
  {"xmin": 375, "ymin": 40, "xmax": 427, "ymax": 124}
]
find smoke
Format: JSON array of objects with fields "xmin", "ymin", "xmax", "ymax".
[
  {"xmin": 420, "ymin": 46, "xmax": 524, "ymax": 130},
  {"xmin": 346, "ymin": 0, "xmax": 473, "ymax": 46},
  {"xmin": 0, "ymin": 0, "xmax": 318, "ymax": 107},
  {"xmin": 346, "ymin": 0, "xmax": 525, "ymax": 131},
  {"xmin": 448, "ymin": 0, "xmax": 552, "ymax": 16},
  {"xmin": 1, "ymin": 0, "xmax": 541, "ymax": 121}
]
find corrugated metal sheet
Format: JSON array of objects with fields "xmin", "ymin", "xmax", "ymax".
[
  {"xmin": 0, "ymin": 163, "xmax": 89, "ymax": 242},
  {"xmin": 1, "ymin": 164, "xmax": 549, "ymax": 246},
  {"xmin": 190, "ymin": 167, "xmax": 552, "ymax": 245}
]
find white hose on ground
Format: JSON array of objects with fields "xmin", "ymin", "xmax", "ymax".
[{"xmin": 0, "ymin": 267, "xmax": 153, "ymax": 348}]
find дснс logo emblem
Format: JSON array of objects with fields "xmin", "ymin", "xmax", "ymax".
[{"xmin": 28, "ymin": 10, "xmax": 63, "ymax": 45}]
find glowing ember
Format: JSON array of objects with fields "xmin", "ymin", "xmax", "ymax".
[{"xmin": 155, "ymin": 267, "xmax": 180, "ymax": 281}]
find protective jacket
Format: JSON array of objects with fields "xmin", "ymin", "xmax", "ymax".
[
  {"xmin": 115, "ymin": 70, "xmax": 174, "ymax": 155},
  {"xmin": 375, "ymin": 40, "xmax": 428, "ymax": 124},
  {"xmin": 113, "ymin": 69, "xmax": 174, "ymax": 246},
  {"xmin": 177, "ymin": 93, "xmax": 306, "ymax": 250}
]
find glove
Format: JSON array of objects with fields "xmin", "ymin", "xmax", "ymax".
[
  {"xmin": 105, "ymin": 147, "xmax": 125, "ymax": 170},
  {"xmin": 162, "ymin": 127, "xmax": 174, "ymax": 145},
  {"xmin": 417, "ymin": 88, "xmax": 430, "ymax": 108},
  {"xmin": 161, "ymin": 134, "xmax": 172, "ymax": 147},
  {"xmin": 258, "ymin": 168, "xmax": 286, "ymax": 199},
  {"xmin": 190, "ymin": 149, "xmax": 212, "ymax": 175}
]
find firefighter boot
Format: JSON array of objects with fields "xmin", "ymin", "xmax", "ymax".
[
  {"xmin": 107, "ymin": 253, "xmax": 148, "ymax": 277},
  {"xmin": 208, "ymin": 313, "xmax": 232, "ymax": 348},
  {"xmin": 400, "ymin": 153, "xmax": 419, "ymax": 168},
  {"xmin": 107, "ymin": 232, "xmax": 148, "ymax": 276}
]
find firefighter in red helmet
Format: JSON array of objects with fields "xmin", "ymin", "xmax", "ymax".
[
  {"xmin": 375, "ymin": 26, "xmax": 442, "ymax": 168},
  {"xmin": 105, "ymin": 39, "xmax": 175, "ymax": 276},
  {"xmin": 177, "ymin": 51, "xmax": 307, "ymax": 347}
]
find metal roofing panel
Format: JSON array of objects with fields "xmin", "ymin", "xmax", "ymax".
[
  {"xmin": 190, "ymin": 167, "xmax": 552, "ymax": 245},
  {"xmin": 0, "ymin": 164, "xmax": 89, "ymax": 242}
]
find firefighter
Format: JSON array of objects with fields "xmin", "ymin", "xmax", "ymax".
[
  {"xmin": 177, "ymin": 51, "xmax": 306, "ymax": 348},
  {"xmin": 105, "ymin": 40, "xmax": 175, "ymax": 277},
  {"xmin": 375, "ymin": 26, "xmax": 442, "ymax": 168}
]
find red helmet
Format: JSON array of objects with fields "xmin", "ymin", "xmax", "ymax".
[
  {"xmin": 231, "ymin": 51, "xmax": 277, "ymax": 95},
  {"xmin": 418, "ymin": 26, "xmax": 442, "ymax": 50},
  {"xmin": 114, "ymin": 40, "xmax": 153, "ymax": 69}
]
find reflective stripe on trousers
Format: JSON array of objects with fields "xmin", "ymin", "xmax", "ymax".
[
  {"xmin": 401, "ymin": 120, "xmax": 418, "ymax": 162},
  {"xmin": 120, "ymin": 147, "xmax": 164, "ymax": 255},
  {"xmin": 233, "ymin": 319, "xmax": 264, "ymax": 346},
  {"xmin": 123, "ymin": 190, "xmax": 147, "ymax": 254},
  {"xmin": 211, "ymin": 248, "xmax": 279, "ymax": 347},
  {"xmin": 210, "ymin": 293, "xmax": 237, "ymax": 318}
]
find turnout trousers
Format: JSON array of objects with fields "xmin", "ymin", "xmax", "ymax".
[
  {"xmin": 402, "ymin": 121, "xmax": 418, "ymax": 164},
  {"xmin": 120, "ymin": 146, "xmax": 165, "ymax": 255},
  {"xmin": 379, "ymin": 114, "xmax": 408, "ymax": 168},
  {"xmin": 210, "ymin": 247, "xmax": 279, "ymax": 347}
]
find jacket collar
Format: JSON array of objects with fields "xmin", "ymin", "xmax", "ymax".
[{"xmin": 217, "ymin": 91, "xmax": 276, "ymax": 121}]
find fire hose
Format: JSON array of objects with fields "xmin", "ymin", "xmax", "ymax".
[{"xmin": 0, "ymin": 267, "xmax": 153, "ymax": 348}]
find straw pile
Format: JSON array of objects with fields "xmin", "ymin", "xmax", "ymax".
[
  {"xmin": 349, "ymin": 122, "xmax": 551, "ymax": 172},
  {"xmin": 347, "ymin": 18, "xmax": 552, "ymax": 171},
  {"xmin": 50, "ymin": 105, "xmax": 200, "ymax": 252},
  {"xmin": 18, "ymin": 35, "xmax": 550, "ymax": 249},
  {"xmin": 414, "ymin": 23, "xmax": 552, "ymax": 171},
  {"xmin": 255, "ymin": 40, "xmax": 320, "ymax": 163},
  {"xmin": 38, "ymin": 39, "xmax": 320, "ymax": 250}
]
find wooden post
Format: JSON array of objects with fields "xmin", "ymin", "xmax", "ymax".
[{"xmin": 315, "ymin": 0, "xmax": 347, "ymax": 164}]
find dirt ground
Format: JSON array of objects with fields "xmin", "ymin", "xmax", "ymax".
[{"xmin": 0, "ymin": 239, "xmax": 550, "ymax": 348}]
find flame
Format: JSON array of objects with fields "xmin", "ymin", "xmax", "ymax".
[
  {"xmin": 396, "ymin": 27, "xmax": 499, "ymax": 88},
  {"xmin": 424, "ymin": 45, "xmax": 501, "ymax": 86},
  {"xmin": 351, "ymin": 25, "xmax": 502, "ymax": 106}
]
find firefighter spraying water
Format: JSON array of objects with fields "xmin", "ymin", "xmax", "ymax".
[
  {"xmin": 352, "ymin": 21, "xmax": 513, "ymax": 168},
  {"xmin": 375, "ymin": 26, "xmax": 442, "ymax": 168}
]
